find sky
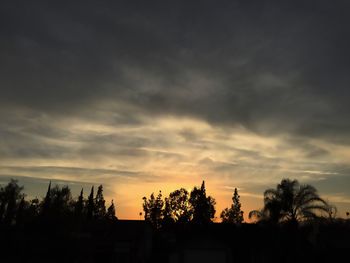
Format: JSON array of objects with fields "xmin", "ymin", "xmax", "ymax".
[{"xmin": 1, "ymin": 0, "xmax": 350, "ymax": 220}]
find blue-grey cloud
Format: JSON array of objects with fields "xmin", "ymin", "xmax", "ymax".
[{"xmin": 1, "ymin": 0, "xmax": 350, "ymax": 143}]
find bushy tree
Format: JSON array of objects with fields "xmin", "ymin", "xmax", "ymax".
[
  {"xmin": 0, "ymin": 179, "xmax": 24, "ymax": 225},
  {"xmin": 189, "ymin": 181, "xmax": 216, "ymax": 224},
  {"xmin": 167, "ymin": 188, "xmax": 191, "ymax": 223},
  {"xmin": 48, "ymin": 185, "xmax": 73, "ymax": 219},
  {"xmin": 221, "ymin": 188, "xmax": 244, "ymax": 224},
  {"xmin": 162, "ymin": 198, "xmax": 175, "ymax": 225},
  {"xmin": 142, "ymin": 191, "xmax": 164, "ymax": 228}
]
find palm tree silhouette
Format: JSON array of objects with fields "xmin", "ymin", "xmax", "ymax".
[{"xmin": 249, "ymin": 179, "xmax": 330, "ymax": 224}]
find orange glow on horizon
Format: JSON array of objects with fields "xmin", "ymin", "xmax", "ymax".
[{"xmin": 106, "ymin": 178, "xmax": 264, "ymax": 223}]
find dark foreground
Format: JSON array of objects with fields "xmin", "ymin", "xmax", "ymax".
[{"xmin": 1, "ymin": 220, "xmax": 349, "ymax": 263}]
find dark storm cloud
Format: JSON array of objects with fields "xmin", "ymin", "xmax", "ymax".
[{"xmin": 1, "ymin": 0, "xmax": 350, "ymax": 143}]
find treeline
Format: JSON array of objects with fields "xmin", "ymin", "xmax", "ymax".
[
  {"xmin": 142, "ymin": 181, "xmax": 217, "ymax": 228},
  {"xmin": 0, "ymin": 179, "xmax": 116, "ymax": 227},
  {"xmin": 142, "ymin": 179, "xmax": 337, "ymax": 228},
  {"xmin": 0, "ymin": 178, "xmax": 348, "ymax": 263},
  {"xmin": 0, "ymin": 178, "xmax": 341, "ymax": 229},
  {"xmin": 142, "ymin": 181, "xmax": 243, "ymax": 228}
]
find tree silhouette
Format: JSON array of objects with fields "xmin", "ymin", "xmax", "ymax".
[
  {"xmin": 0, "ymin": 179, "xmax": 24, "ymax": 225},
  {"xmin": 0, "ymin": 179, "xmax": 122, "ymax": 229},
  {"xmin": 87, "ymin": 186, "xmax": 94, "ymax": 220},
  {"xmin": 48, "ymin": 185, "xmax": 73, "ymax": 220},
  {"xmin": 74, "ymin": 188, "xmax": 84, "ymax": 218},
  {"xmin": 249, "ymin": 178, "xmax": 330, "ymax": 224},
  {"xmin": 95, "ymin": 185, "xmax": 106, "ymax": 219},
  {"xmin": 16, "ymin": 197, "xmax": 27, "ymax": 225},
  {"xmin": 220, "ymin": 188, "xmax": 244, "ymax": 224},
  {"xmin": 41, "ymin": 181, "xmax": 51, "ymax": 217},
  {"xmin": 27, "ymin": 197, "xmax": 40, "ymax": 221},
  {"xmin": 106, "ymin": 200, "xmax": 117, "ymax": 220},
  {"xmin": 167, "ymin": 188, "xmax": 191, "ymax": 223},
  {"xmin": 189, "ymin": 181, "xmax": 216, "ymax": 224},
  {"xmin": 162, "ymin": 197, "xmax": 175, "ymax": 225},
  {"xmin": 0, "ymin": 186, "xmax": 5, "ymax": 222},
  {"xmin": 142, "ymin": 191, "xmax": 164, "ymax": 228},
  {"xmin": 249, "ymin": 200, "xmax": 281, "ymax": 224}
]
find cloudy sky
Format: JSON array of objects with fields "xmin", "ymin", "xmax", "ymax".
[{"xmin": 1, "ymin": 0, "xmax": 350, "ymax": 220}]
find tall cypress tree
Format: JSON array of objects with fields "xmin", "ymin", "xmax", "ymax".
[
  {"xmin": 87, "ymin": 186, "xmax": 94, "ymax": 220},
  {"xmin": 95, "ymin": 185, "xmax": 106, "ymax": 219},
  {"xmin": 75, "ymin": 188, "xmax": 84, "ymax": 218},
  {"xmin": 220, "ymin": 188, "xmax": 244, "ymax": 224},
  {"xmin": 41, "ymin": 181, "xmax": 51, "ymax": 217}
]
